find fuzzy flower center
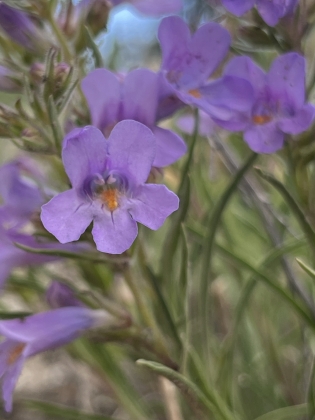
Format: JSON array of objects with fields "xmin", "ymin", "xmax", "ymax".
[
  {"xmin": 7, "ymin": 343, "xmax": 25, "ymax": 365},
  {"xmin": 88, "ymin": 171, "xmax": 128, "ymax": 212},
  {"xmin": 252, "ymin": 114, "xmax": 273, "ymax": 125}
]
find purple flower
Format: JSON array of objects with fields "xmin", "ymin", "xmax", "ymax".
[
  {"xmin": 41, "ymin": 122, "xmax": 179, "ymax": 254},
  {"xmin": 222, "ymin": 0, "xmax": 298, "ymax": 26},
  {"xmin": 82, "ymin": 68, "xmax": 186, "ymax": 167},
  {"xmin": 0, "ymin": 3, "xmax": 47, "ymax": 51},
  {"xmin": 0, "ymin": 307, "xmax": 112, "ymax": 411},
  {"xmin": 0, "ymin": 159, "xmax": 43, "ymax": 228},
  {"xmin": 0, "ymin": 66, "xmax": 20, "ymax": 93},
  {"xmin": 46, "ymin": 281, "xmax": 84, "ymax": 309},
  {"xmin": 0, "ymin": 226, "xmax": 89, "ymax": 288},
  {"xmin": 158, "ymin": 16, "xmax": 254, "ymax": 121},
  {"xmin": 218, "ymin": 53, "xmax": 315, "ymax": 153}
]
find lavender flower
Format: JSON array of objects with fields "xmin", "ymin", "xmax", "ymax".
[
  {"xmin": 177, "ymin": 110, "xmax": 215, "ymax": 137},
  {"xmin": 222, "ymin": 0, "xmax": 298, "ymax": 26},
  {"xmin": 218, "ymin": 53, "xmax": 315, "ymax": 153},
  {"xmin": 82, "ymin": 68, "xmax": 186, "ymax": 167},
  {"xmin": 0, "ymin": 3, "xmax": 48, "ymax": 52},
  {"xmin": 46, "ymin": 281, "xmax": 84, "ymax": 309},
  {"xmin": 41, "ymin": 122, "xmax": 179, "ymax": 254},
  {"xmin": 0, "ymin": 307, "xmax": 113, "ymax": 412},
  {"xmin": 158, "ymin": 16, "xmax": 254, "ymax": 121},
  {"xmin": 0, "ymin": 159, "xmax": 43, "ymax": 228}
]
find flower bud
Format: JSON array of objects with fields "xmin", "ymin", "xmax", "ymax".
[
  {"xmin": 29, "ymin": 62, "xmax": 45, "ymax": 84},
  {"xmin": 0, "ymin": 3, "xmax": 50, "ymax": 53}
]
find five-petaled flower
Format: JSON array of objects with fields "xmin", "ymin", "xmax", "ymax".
[
  {"xmin": 216, "ymin": 53, "xmax": 315, "ymax": 153},
  {"xmin": 158, "ymin": 16, "xmax": 254, "ymax": 121},
  {"xmin": 41, "ymin": 121, "xmax": 179, "ymax": 254}
]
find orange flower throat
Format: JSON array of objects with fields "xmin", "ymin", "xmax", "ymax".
[
  {"xmin": 252, "ymin": 115, "xmax": 272, "ymax": 125},
  {"xmin": 101, "ymin": 188, "xmax": 119, "ymax": 212},
  {"xmin": 188, "ymin": 89, "xmax": 202, "ymax": 98},
  {"xmin": 8, "ymin": 343, "xmax": 26, "ymax": 365}
]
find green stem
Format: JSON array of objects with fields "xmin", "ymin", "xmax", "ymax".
[{"xmin": 200, "ymin": 152, "xmax": 258, "ymax": 363}]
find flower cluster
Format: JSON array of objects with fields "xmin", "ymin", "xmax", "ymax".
[{"xmin": 0, "ymin": 0, "xmax": 314, "ymax": 414}]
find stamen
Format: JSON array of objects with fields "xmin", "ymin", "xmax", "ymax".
[
  {"xmin": 252, "ymin": 115, "xmax": 272, "ymax": 125},
  {"xmin": 7, "ymin": 343, "xmax": 26, "ymax": 365},
  {"xmin": 188, "ymin": 89, "xmax": 202, "ymax": 99},
  {"xmin": 101, "ymin": 188, "xmax": 119, "ymax": 212}
]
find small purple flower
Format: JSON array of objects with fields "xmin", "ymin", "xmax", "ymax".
[
  {"xmin": 0, "ymin": 307, "xmax": 112, "ymax": 412},
  {"xmin": 41, "ymin": 121, "xmax": 179, "ymax": 254},
  {"xmin": 82, "ymin": 68, "xmax": 186, "ymax": 167},
  {"xmin": 222, "ymin": 0, "xmax": 298, "ymax": 26},
  {"xmin": 0, "ymin": 3, "xmax": 47, "ymax": 51},
  {"xmin": 0, "ymin": 159, "xmax": 43, "ymax": 228},
  {"xmin": 218, "ymin": 53, "xmax": 315, "ymax": 153},
  {"xmin": 158, "ymin": 16, "xmax": 254, "ymax": 121},
  {"xmin": 46, "ymin": 281, "xmax": 84, "ymax": 309}
]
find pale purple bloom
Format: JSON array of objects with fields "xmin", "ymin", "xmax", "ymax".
[
  {"xmin": 0, "ymin": 307, "xmax": 112, "ymax": 411},
  {"xmin": 0, "ymin": 66, "xmax": 20, "ymax": 93},
  {"xmin": 222, "ymin": 0, "xmax": 298, "ymax": 26},
  {"xmin": 0, "ymin": 159, "xmax": 43, "ymax": 228},
  {"xmin": 158, "ymin": 16, "xmax": 254, "ymax": 121},
  {"xmin": 46, "ymin": 281, "xmax": 84, "ymax": 309},
  {"xmin": 82, "ymin": 68, "xmax": 186, "ymax": 167},
  {"xmin": 41, "ymin": 122, "xmax": 179, "ymax": 254},
  {"xmin": 218, "ymin": 53, "xmax": 315, "ymax": 153},
  {"xmin": 0, "ymin": 226, "xmax": 89, "ymax": 288},
  {"xmin": 0, "ymin": 3, "xmax": 46, "ymax": 51}
]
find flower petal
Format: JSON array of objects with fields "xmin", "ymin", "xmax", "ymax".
[
  {"xmin": 129, "ymin": 0, "xmax": 182, "ymax": 16},
  {"xmin": 92, "ymin": 209, "xmax": 138, "ymax": 254},
  {"xmin": 267, "ymin": 53, "xmax": 306, "ymax": 109},
  {"xmin": 107, "ymin": 120, "xmax": 155, "ymax": 185},
  {"xmin": 244, "ymin": 121, "xmax": 285, "ymax": 153},
  {"xmin": 158, "ymin": 16, "xmax": 191, "ymax": 73},
  {"xmin": 152, "ymin": 127, "xmax": 187, "ymax": 167},
  {"xmin": 187, "ymin": 22, "xmax": 230, "ymax": 85},
  {"xmin": 224, "ymin": 56, "xmax": 266, "ymax": 97},
  {"xmin": 129, "ymin": 184, "xmax": 179, "ymax": 230},
  {"xmin": 194, "ymin": 76, "xmax": 254, "ymax": 119},
  {"xmin": 256, "ymin": 0, "xmax": 296, "ymax": 26},
  {"xmin": 81, "ymin": 69, "xmax": 121, "ymax": 131},
  {"xmin": 222, "ymin": 0, "xmax": 255, "ymax": 16},
  {"xmin": 0, "ymin": 308, "xmax": 99, "ymax": 344},
  {"xmin": 41, "ymin": 189, "xmax": 92, "ymax": 243},
  {"xmin": 2, "ymin": 355, "xmax": 25, "ymax": 412},
  {"xmin": 122, "ymin": 69, "xmax": 158, "ymax": 127},
  {"xmin": 62, "ymin": 126, "xmax": 107, "ymax": 188},
  {"xmin": 278, "ymin": 103, "xmax": 315, "ymax": 134}
]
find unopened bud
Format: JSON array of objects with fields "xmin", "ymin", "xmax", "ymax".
[
  {"xmin": 86, "ymin": 0, "xmax": 112, "ymax": 35},
  {"xmin": 30, "ymin": 62, "xmax": 45, "ymax": 84}
]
